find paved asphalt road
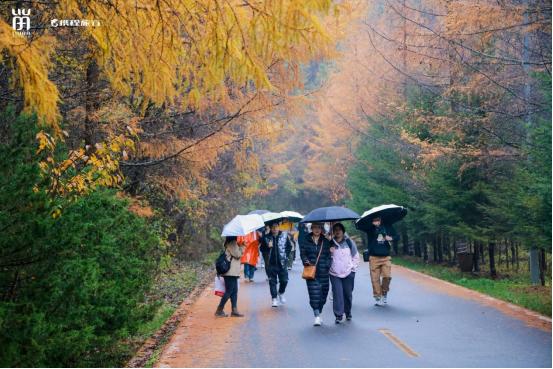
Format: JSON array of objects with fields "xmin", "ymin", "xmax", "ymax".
[{"xmin": 157, "ymin": 256, "xmax": 552, "ymax": 368}]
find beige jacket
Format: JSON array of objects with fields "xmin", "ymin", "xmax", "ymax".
[{"xmin": 223, "ymin": 241, "xmax": 244, "ymax": 277}]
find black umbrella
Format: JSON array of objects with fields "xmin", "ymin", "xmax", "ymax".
[
  {"xmin": 300, "ymin": 206, "xmax": 360, "ymax": 223},
  {"xmin": 247, "ymin": 209, "xmax": 270, "ymax": 215},
  {"xmin": 355, "ymin": 204, "xmax": 407, "ymax": 231}
]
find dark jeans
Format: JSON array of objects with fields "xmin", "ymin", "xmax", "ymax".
[
  {"xmin": 218, "ymin": 276, "xmax": 238, "ymax": 309},
  {"xmin": 330, "ymin": 272, "xmax": 355, "ymax": 318},
  {"xmin": 267, "ymin": 265, "xmax": 288, "ymax": 298},
  {"xmin": 244, "ymin": 264, "xmax": 256, "ymax": 279}
]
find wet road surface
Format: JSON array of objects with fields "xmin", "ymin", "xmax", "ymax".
[{"xmin": 156, "ymin": 257, "xmax": 551, "ymax": 367}]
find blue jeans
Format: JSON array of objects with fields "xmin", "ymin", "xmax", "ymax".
[{"xmin": 244, "ymin": 264, "xmax": 256, "ymax": 279}]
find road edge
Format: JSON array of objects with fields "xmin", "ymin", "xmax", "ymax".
[
  {"xmin": 394, "ymin": 264, "xmax": 552, "ymax": 332},
  {"xmin": 126, "ymin": 271, "xmax": 215, "ymax": 368}
]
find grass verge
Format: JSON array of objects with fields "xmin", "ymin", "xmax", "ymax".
[
  {"xmin": 394, "ymin": 256, "xmax": 552, "ymax": 316},
  {"xmin": 124, "ymin": 251, "xmax": 219, "ymax": 367}
]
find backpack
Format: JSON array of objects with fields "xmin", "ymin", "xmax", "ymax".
[{"xmin": 215, "ymin": 249, "xmax": 231, "ymax": 276}]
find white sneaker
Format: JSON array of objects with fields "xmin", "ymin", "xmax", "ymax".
[
  {"xmin": 313, "ymin": 316, "xmax": 322, "ymax": 326},
  {"xmin": 374, "ymin": 296, "xmax": 382, "ymax": 306},
  {"xmin": 382, "ymin": 295, "xmax": 388, "ymax": 304},
  {"xmin": 278, "ymin": 294, "xmax": 286, "ymax": 304},
  {"xmin": 272, "ymin": 298, "xmax": 279, "ymax": 307}
]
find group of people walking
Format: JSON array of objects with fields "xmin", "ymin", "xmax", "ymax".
[{"xmin": 215, "ymin": 216, "xmax": 398, "ymax": 326}]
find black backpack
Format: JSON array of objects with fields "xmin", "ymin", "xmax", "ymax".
[{"xmin": 215, "ymin": 249, "xmax": 231, "ymax": 276}]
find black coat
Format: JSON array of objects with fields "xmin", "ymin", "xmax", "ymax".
[
  {"xmin": 299, "ymin": 233, "xmax": 331, "ymax": 311},
  {"xmin": 365, "ymin": 224, "xmax": 399, "ymax": 257},
  {"xmin": 260, "ymin": 231, "xmax": 293, "ymax": 269}
]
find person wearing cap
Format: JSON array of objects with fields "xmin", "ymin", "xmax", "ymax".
[
  {"xmin": 260, "ymin": 222, "xmax": 294, "ymax": 307},
  {"xmin": 299, "ymin": 222, "xmax": 332, "ymax": 326},
  {"xmin": 365, "ymin": 216, "xmax": 399, "ymax": 306}
]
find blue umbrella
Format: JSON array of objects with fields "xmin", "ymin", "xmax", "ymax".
[{"xmin": 300, "ymin": 206, "xmax": 360, "ymax": 223}]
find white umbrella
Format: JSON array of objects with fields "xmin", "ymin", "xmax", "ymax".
[
  {"xmin": 356, "ymin": 204, "xmax": 407, "ymax": 231},
  {"xmin": 221, "ymin": 214, "xmax": 265, "ymax": 237},
  {"xmin": 261, "ymin": 212, "xmax": 284, "ymax": 224},
  {"xmin": 280, "ymin": 211, "xmax": 303, "ymax": 222}
]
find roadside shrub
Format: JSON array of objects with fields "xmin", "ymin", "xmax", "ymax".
[{"xmin": 0, "ymin": 110, "xmax": 161, "ymax": 366}]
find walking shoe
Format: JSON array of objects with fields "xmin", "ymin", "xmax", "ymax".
[
  {"xmin": 313, "ymin": 316, "xmax": 322, "ymax": 326},
  {"xmin": 231, "ymin": 308, "xmax": 244, "ymax": 317},
  {"xmin": 214, "ymin": 308, "xmax": 228, "ymax": 317},
  {"xmin": 278, "ymin": 294, "xmax": 286, "ymax": 304},
  {"xmin": 382, "ymin": 294, "xmax": 388, "ymax": 304},
  {"xmin": 335, "ymin": 315, "xmax": 344, "ymax": 324},
  {"xmin": 271, "ymin": 298, "xmax": 279, "ymax": 307},
  {"xmin": 374, "ymin": 296, "xmax": 382, "ymax": 306},
  {"xmin": 287, "ymin": 266, "xmax": 292, "ymax": 270},
  {"xmin": 346, "ymin": 314, "xmax": 352, "ymax": 321},
  {"xmin": 249, "ymin": 278, "xmax": 254, "ymax": 283}
]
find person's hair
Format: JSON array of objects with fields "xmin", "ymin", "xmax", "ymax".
[
  {"xmin": 311, "ymin": 222, "xmax": 323, "ymax": 229},
  {"xmin": 332, "ymin": 222, "xmax": 346, "ymax": 233},
  {"xmin": 372, "ymin": 217, "xmax": 382, "ymax": 222},
  {"xmin": 224, "ymin": 236, "xmax": 237, "ymax": 246}
]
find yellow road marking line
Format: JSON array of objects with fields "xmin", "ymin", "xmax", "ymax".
[{"xmin": 378, "ymin": 328, "xmax": 420, "ymax": 358}]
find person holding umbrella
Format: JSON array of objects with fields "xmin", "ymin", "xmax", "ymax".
[
  {"xmin": 329, "ymin": 223, "xmax": 360, "ymax": 323},
  {"xmin": 216, "ymin": 214, "xmax": 264, "ymax": 317},
  {"xmin": 298, "ymin": 206, "xmax": 359, "ymax": 326},
  {"xmin": 260, "ymin": 221, "xmax": 294, "ymax": 307},
  {"xmin": 299, "ymin": 222, "xmax": 332, "ymax": 326},
  {"xmin": 356, "ymin": 205, "xmax": 406, "ymax": 306}
]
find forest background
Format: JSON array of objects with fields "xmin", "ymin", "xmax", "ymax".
[{"xmin": 0, "ymin": 0, "xmax": 550, "ymax": 366}]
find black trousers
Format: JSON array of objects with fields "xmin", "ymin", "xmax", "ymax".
[
  {"xmin": 330, "ymin": 272, "xmax": 355, "ymax": 317},
  {"xmin": 267, "ymin": 265, "xmax": 288, "ymax": 298},
  {"xmin": 219, "ymin": 276, "xmax": 238, "ymax": 309}
]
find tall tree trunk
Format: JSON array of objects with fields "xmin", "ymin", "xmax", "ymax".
[
  {"xmin": 444, "ymin": 236, "xmax": 451, "ymax": 264},
  {"xmin": 510, "ymin": 240, "xmax": 516, "ymax": 269},
  {"xmin": 451, "ymin": 238, "xmax": 457, "ymax": 263},
  {"xmin": 437, "ymin": 233, "xmax": 444, "ymax": 263},
  {"xmin": 505, "ymin": 241, "xmax": 509, "ymax": 269},
  {"xmin": 539, "ymin": 249, "xmax": 546, "ymax": 286},
  {"xmin": 402, "ymin": 231, "xmax": 409, "ymax": 255},
  {"xmin": 85, "ymin": 59, "xmax": 100, "ymax": 148},
  {"xmin": 472, "ymin": 241, "xmax": 480, "ymax": 272},
  {"xmin": 414, "ymin": 239, "xmax": 421, "ymax": 257},
  {"xmin": 480, "ymin": 242, "xmax": 485, "ymax": 264},
  {"xmin": 489, "ymin": 241, "xmax": 497, "ymax": 278},
  {"xmin": 423, "ymin": 240, "xmax": 428, "ymax": 262},
  {"xmin": 433, "ymin": 235, "xmax": 438, "ymax": 262},
  {"xmin": 515, "ymin": 242, "xmax": 520, "ymax": 272}
]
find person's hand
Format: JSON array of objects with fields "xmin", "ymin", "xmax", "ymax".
[
  {"xmin": 385, "ymin": 236, "xmax": 393, "ymax": 241},
  {"xmin": 329, "ymin": 246, "xmax": 336, "ymax": 253},
  {"xmin": 268, "ymin": 240, "xmax": 273, "ymax": 248},
  {"xmin": 303, "ymin": 260, "xmax": 312, "ymax": 266}
]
